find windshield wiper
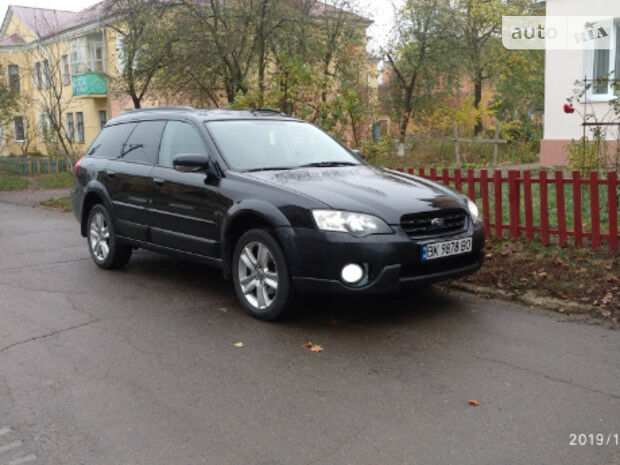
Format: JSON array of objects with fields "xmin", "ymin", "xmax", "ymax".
[
  {"xmin": 246, "ymin": 166, "xmax": 295, "ymax": 172},
  {"xmin": 298, "ymin": 161, "xmax": 358, "ymax": 168}
]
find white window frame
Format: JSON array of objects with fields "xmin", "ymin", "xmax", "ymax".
[
  {"xmin": 61, "ymin": 55, "xmax": 71, "ymax": 86},
  {"xmin": 13, "ymin": 116, "xmax": 26, "ymax": 142},
  {"xmin": 584, "ymin": 19, "xmax": 619, "ymax": 102},
  {"xmin": 76, "ymin": 112, "xmax": 85, "ymax": 143},
  {"xmin": 66, "ymin": 113, "xmax": 74, "ymax": 142},
  {"xmin": 39, "ymin": 112, "xmax": 50, "ymax": 138},
  {"xmin": 33, "ymin": 62, "xmax": 41, "ymax": 89}
]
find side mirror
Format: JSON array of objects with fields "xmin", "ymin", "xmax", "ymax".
[
  {"xmin": 173, "ymin": 154, "xmax": 211, "ymax": 173},
  {"xmin": 173, "ymin": 154, "xmax": 220, "ymax": 183},
  {"xmin": 351, "ymin": 149, "xmax": 365, "ymax": 160}
]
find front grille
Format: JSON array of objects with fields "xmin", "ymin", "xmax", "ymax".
[{"xmin": 400, "ymin": 209, "xmax": 467, "ymax": 238}]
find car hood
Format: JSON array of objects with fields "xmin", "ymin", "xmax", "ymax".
[{"xmin": 244, "ymin": 165, "xmax": 467, "ymax": 224}]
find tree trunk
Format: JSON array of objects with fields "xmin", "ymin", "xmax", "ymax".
[
  {"xmin": 131, "ymin": 94, "xmax": 141, "ymax": 109},
  {"xmin": 399, "ymin": 110, "xmax": 411, "ymax": 144},
  {"xmin": 473, "ymin": 70, "xmax": 483, "ymax": 135}
]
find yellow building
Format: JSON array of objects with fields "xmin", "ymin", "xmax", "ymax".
[
  {"xmin": 0, "ymin": 2, "xmax": 377, "ymax": 156},
  {"xmin": 0, "ymin": 4, "xmax": 120, "ymax": 156}
]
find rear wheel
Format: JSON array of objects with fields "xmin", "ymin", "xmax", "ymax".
[
  {"xmin": 87, "ymin": 204, "xmax": 132, "ymax": 269},
  {"xmin": 232, "ymin": 229, "xmax": 294, "ymax": 321}
]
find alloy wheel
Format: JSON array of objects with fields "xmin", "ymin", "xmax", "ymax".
[
  {"xmin": 89, "ymin": 212, "xmax": 110, "ymax": 263},
  {"xmin": 237, "ymin": 241, "xmax": 279, "ymax": 310}
]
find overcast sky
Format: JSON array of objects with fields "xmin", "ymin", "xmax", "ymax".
[{"xmin": 0, "ymin": 0, "xmax": 403, "ymax": 51}]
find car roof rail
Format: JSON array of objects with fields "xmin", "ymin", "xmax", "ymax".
[
  {"xmin": 250, "ymin": 108, "xmax": 286, "ymax": 116},
  {"xmin": 122, "ymin": 106, "xmax": 195, "ymax": 115}
]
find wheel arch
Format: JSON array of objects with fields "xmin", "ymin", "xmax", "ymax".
[
  {"xmin": 221, "ymin": 201, "xmax": 292, "ymax": 280},
  {"xmin": 80, "ymin": 183, "xmax": 114, "ymax": 237}
]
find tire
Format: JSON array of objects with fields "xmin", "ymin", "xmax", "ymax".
[
  {"xmin": 86, "ymin": 204, "xmax": 132, "ymax": 269},
  {"xmin": 232, "ymin": 228, "xmax": 294, "ymax": 321}
]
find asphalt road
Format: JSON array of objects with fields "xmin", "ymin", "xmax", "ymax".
[{"xmin": 0, "ymin": 200, "xmax": 618, "ymax": 465}]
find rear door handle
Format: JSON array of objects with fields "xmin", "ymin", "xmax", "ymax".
[
  {"xmin": 153, "ymin": 177, "xmax": 165, "ymax": 186},
  {"xmin": 104, "ymin": 170, "xmax": 116, "ymax": 179}
]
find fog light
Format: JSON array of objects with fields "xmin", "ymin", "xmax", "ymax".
[{"xmin": 341, "ymin": 263, "xmax": 364, "ymax": 284}]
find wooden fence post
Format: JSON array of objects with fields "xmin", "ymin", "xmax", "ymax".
[
  {"xmin": 494, "ymin": 169, "xmax": 503, "ymax": 239},
  {"xmin": 442, "ymin": 168, "xmax": 450, "ymax": 187},
  {"xmin": 454, "ymin": 168, "xmax": 462, "ymax": 191},
  {"xmin": 540, "ymin": 171, "xmax": 550, "ymax": 245},
  {"xmin": 467, "ymin": 169, "xmax": 475, "ymax": 201},
  {"xmin": 481, "ymin": 170, "xmax": 491, "ymax": 236},
  {"xmin": 555, "ymin": 170, "xmax": 567, "ymax": 247},
  {"xmin": 589, "ymin": 171, "xmax": 600, "ymax": 249},
  {"xmin": 572, "ymin": 171, "xmax": 583, "ymax": 248},
  {"xmin": 608, "ymin": 171, "xmax": 618, "ymax": 251},
  {"xmin": 508, "ymin": 170, "xmax": 520, "ymax": 240},
  {"xmin": 523, "ymin": 171, "xmax": 534, "ymax": 241}
]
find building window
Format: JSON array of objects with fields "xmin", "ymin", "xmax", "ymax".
[
  {"xmin": 33, "ymin": 60, "xmax": 50, "ymax": 89},
  {"xmin": 76, "ymin": 112, "xmax": 85, "ymax": 143},
  {"xmin": 42, "ymin": 60, "xmax": 50, "ymax": 88},
  {"xmin": 39, "ymin": 112, "xmax": 50, "ymax": 139},
  {"xmin": 8, "ymin": 65, "xmax": 19, "ymax": 93},
  {"xmin": 66, "ymin": 113, "xmax": 74, "ymax": 142},
  {"xmin": 13, "ymin": 116, "xmax": 25, "ymax": 142},
  {"xmin": 61, "ymin": 55, "xmax": 70, "ymax": 85},
  {"xmin": 586, "ymin": 19, "xmax": 620, "ymax": 100},
  {"xmin": 98, "ymin": 110, "xmax": 107, "ymax": 130},
  {"xmin": 34, "ymin": 62, "xmax": 41, "ymax": 89}
]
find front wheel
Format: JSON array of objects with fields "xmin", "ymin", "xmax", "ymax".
[
  {"xmin": 86, "ymin": 204, "xmax": 132, "ymax": 269},
  {"xmin": 232, "ymin": 229, "xmax": 294, "ymax": 321}
]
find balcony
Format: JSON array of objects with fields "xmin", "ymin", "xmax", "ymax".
[
  {"xmin": 72, "ymin": 73, "xmax": 107, "ymax": 97},
  {"xmin": 69, "ymin": 31, "xmax": 106, "ymax": 98}
]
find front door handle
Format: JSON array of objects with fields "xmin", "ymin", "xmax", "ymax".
[
  {"xmin": 104, "ymin": 170, "xmax": 116, "ymax": 179},
  {"xmin": 152, "ymin": 177, "xmax": 165, "ymax": 186}
]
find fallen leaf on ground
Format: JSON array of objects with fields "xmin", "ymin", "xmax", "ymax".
[
  {"xmin": 303, "ymin": 342, "xmax": 313, "ymax": 349},
  {"xmin": 468, "ymin": 399, "xmax": 480, "ymax": 406},
  {"xmin": 309, "ymin": 344, "xmax": 324, "ymax": 353},
  {"xmin": 485, "ymin": 253, "xmax": 493, "ymax": 259},
  {"xmin": 233, "ymin": 342, "xmax": 244, "ymax": 348}
]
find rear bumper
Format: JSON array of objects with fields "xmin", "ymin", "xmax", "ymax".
[
  {"xmin": 278, "ymin": 220, "xmax": 485, "ymax": 295},
  {"xmin": 70, "ymin": 186, "xmax": 83, "ymax": 222}
]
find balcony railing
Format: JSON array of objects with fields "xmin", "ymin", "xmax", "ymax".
[{"xmin": 72, "ymin": 72, "xmax": 107, "ymax": 97}]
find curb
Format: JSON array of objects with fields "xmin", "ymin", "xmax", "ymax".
[{"xmin": 443, "ymin": 281, "xmax": 597, "ymax": 316}]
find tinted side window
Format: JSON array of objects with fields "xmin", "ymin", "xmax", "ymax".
[
  {"xmin": 88, "ymin": 123, "xmax": 136, "ymax": 159},
  {"xmin": 159, "ymin": 121, "xmax": 208, "ymax": 168},
  {"xmin": 121, "ymin": 121, "xmax": 166, "ymax": 164}
]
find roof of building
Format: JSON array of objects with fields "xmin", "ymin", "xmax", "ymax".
[
  {"xmin": 1, "ymin": 0, "xmax": 369, "ymax": 47},
  {"xmin": 0, "ymin": 32, "xmax": 25, "ymax": 45}
]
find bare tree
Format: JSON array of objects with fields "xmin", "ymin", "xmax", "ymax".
[
  {"xmin": 385, "ymin": 0, "xmax": 455, "ymax": 143},
  {"xmin": 28, "ymin": 41, "xmax": 76, "ymax": 155},
  {"xmin": 106, "ymin": 0, "xmax": 180, "ymax": 108}
]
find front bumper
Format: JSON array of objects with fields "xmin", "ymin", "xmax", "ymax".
[{"xmin": 278, "ymin": 220, "xmax": 485, "ymax": 295}]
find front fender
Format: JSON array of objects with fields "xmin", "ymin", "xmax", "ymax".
[{"xmin": 220, "ymin": 200, "xmax": 296, "ymax": 279}]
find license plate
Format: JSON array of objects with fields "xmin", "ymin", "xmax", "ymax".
[{"xmin": 422, "ymin": 237, "xmax": 473, "ymax": 261}]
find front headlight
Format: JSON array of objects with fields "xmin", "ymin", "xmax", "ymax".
[
  {"xmin": 467, "ymin": 198, "xmax": 480, "ymax": 220},
  {"xmin": 312, "ymin": 210, "xmax": 393, "ymax": 237}
]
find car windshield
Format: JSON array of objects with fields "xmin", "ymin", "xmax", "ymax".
[{"xmin": 206, "ymin": 120, "xmax": 362, "ymax": 172}]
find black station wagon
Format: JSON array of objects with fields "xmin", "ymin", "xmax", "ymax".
[{"xmin": 71, "ymin": 107, "xmax": 485, "ymax": 320}]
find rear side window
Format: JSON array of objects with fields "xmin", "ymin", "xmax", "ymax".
[
  {"xmin": 120, "ymin": 121, "xmax": 166, "ymax": 164},
  {"xmin": 158, "ymin": 121, "xmax": 208, "ymax": 168},
  {"xmin": 88, "ymin": 123, "xmax": 136, "ymax": 159}
]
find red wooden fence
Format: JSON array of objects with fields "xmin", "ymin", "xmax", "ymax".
[{"xmin": 390, "ymin": 168, "xmax": 619, "ymax": 251}]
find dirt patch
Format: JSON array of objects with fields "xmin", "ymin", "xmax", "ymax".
[{"xmin": 457, "ymin": 240, "xmax": 619, "ymax": 324}]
